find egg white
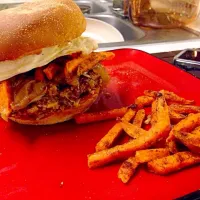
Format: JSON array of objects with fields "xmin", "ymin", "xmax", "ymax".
[{"xmin": 0, "ymin": 37, "xmax": 98, "ymax": 81}]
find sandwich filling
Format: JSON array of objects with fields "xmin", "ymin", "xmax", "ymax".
[
  {"xmin": 7, "ymin": 52, "xmax": 113, "ymax": 121},
  {"xmin": 0, "ymin": 38, "xmax": 114, "ymax": 121}
]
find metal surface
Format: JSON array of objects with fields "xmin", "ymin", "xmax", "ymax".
[
  {"xmin": 98, "ymin": 24, "xmax": 199, "ymax": 48},
  {"xmin": 74, "ymin": 0, "xmax": 109, "ymax": 14},
  {"xmin": 73, "ymin": 0, "xmax": 200, "ymax": 50},
  {"xmin": 0, "ymin": 3, "xmax": 20, "ymax": 10},
  {"xmin": 87, "ymin": 15, "xmax": 145, "ymax": 41}
]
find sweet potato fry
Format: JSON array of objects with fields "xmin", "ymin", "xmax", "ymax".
[
  {"xmin": 77, "ymin": 52, "xmax": 115, "ymax": 76},
  {"xmin": 64, "ymin": 54, "xmax": 89, "ymax": 79},
  {"xmin": 117, "ymin": 109, "xmax": 146, "ymax": 183},
  {"xmin": 170, "ymin": 104, "xmax": 200, "ymax": 114},
  {"xmin": 74, "ymin": 107, "xmax": 128, "ymax": 124},
  {"xmin": 121, "ymin": 109, "xmax": 146, "ymax": 138},
  {"xmin": 117, "ymin": 149, "xmax": 169, "ymax": 183},
  {"xmin": 144, "ymin": 90, "xmax": 157, "ymax": 98},
  {"xmin": 144, "ymin": 90, "xmax": 194, "ymax": 105},
  {"xmin": 135, "ymin": 148, "xmax": 170, "ymax": 163},
  {"xmin": 151, "ymin": 100, "xmax": 157, "ymax": 126},
  {"xmin": 149, "ymin": 92, "xmax": 171, "ymax": 147},
  {"xmin": 167, "ymin": 141, "xmax": 179, "ymax": 154},
  {"xmin": 167, "ymin": 113, "xmax": 200, "ymax": 142},
  {"xmin": 118, "ymin": 157, "xmax": 139, "ymax": 183},
  {"xmin": 166, "ymin": 113, "xmax": 200, "ymax": 153},
  {"xmin": 95, "ymin": 108, "xmax": 136, "ymax": 152},
  {"xmin": 135, "ymin": 96, "xmax": 154, "ymax": 108},
  {"xmin": 132, "ymin": 109, "xmax": 145, "ymax": 127},
  {"xmin": 192, "ymin": 126, "xmax": 200, "ymax": 136},
  {"xmin": 89, "ymin": 131, "xmax": 151, "ymax": 169},
  {"xmin": 150, "ymin": 92, "xmax": 171, "ymax": 134},
  {"xmin": 43, "ymin": 63, "xmax": 60, "ymax": 80},
  {"xmin": 148, "ymin": 151, "xmax": 200, "ymax": 175},
  {"xmin": 35, "ymin": 67, "xmax": 45, "ymax": 81},
  {"xmin": 64, "ymin": 52, "xmax": 114, "ymax": 84},
  {"xmin": 88, "ymin": 94, "xmax": 170, "ymax": 168},
  {"xmin": 174, "ymin": 131, "xmax": 200, "ymax": 154},
  {"xmin": 148, "ymin": 92, "xmax": 171, "ymax": 137},
  {"xmin": 88, "ymin": 126, "xmax": 169, "ymax": 169},
  {"xmin": 162, "ymin": 90, "xmax": 194, "ymax": 105},
  {"xmin": 121, "ymin": 121, "xmax": 147, "ymax": 139},
  {"xmin": 169, "ymin": 109, "xmax": 186, "ymax": 123}
]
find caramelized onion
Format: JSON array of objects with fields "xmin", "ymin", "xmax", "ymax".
[
  {"xmin": 11, "ymin": 80, "xmax": 47, "ymax": 111},
  {"xmin": 93, "ymin": 64, "xmax": 110, "ymax": 85}
]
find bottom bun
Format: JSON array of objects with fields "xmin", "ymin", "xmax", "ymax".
[{"xmin": 9, "ymin": 88, "xmax": 100, "ymax": 125}]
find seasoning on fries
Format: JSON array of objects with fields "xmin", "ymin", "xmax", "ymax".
[
  {"xmin": 118, "ymin": 157, "xmax": 139, "ymax": 183},
  {"xmin": 144, "ymin": 90, "xmax": 194, "ymax": 105},
  {"xmin": 135, "ymin": 96, "xmax": 154, "ymax": 108},
  {"xmin": 132, "ymin": 109, "xmax": 145, "ymax": 127},
  {"xmin": 143, "ymin": 90, "xmax": 157, "ymax": 98},
  {"xmin": 166, "ymin": 113, "xmax": 200, "ymax": 153},
  {"xmin": 135, "ymin": 149, "xmax": 170, "ymax": 163},
  {"xmin": 88, "ymin": 93, "xmax": 170, "ymax": 168},
  {"xmin": 86, "ymin": 89, "xmax": 200, "ymax": 184},
  {"xmin": 74, "ymin": 107, "xmax": 128, "ymax": 124},
  {"xmin": 121, "ymin": 121, "xmax": 147, "ymax": 139},
  {"xmin": 174, "ymin": 131, "xmax": 200, "ymax": 154},
  {"xmin": 95, "ymin": 108, "xmax": 136, "ymax": 152},
  {"xmin": 118, "ymin": 109, "xmax": 146, "ymax": 183},
  {"xmin": 169, "ymin": 109, "xmax": 186, "ymax": 123},
  {"xmin": 162, "ymin": 90, "xmax": 194, "ymax": 105},
  {"xmin": 192, "ymin": 126, "xmax": 200, "ymax": 136},
  {"xmin": 150, "ymin": 100, "xmax": 157, "ymax": 126},
  {"xmin": 117, "ymin": 148, "xmax": 170, "ymax": 183},
  {"xmin": 170, "ymin": 104, "xmax": 200, "ymax": 114},
  {"xmin": 148, "ymin": 152, "xmax": 200, "ymax": 175},
  {"xmin": 120, "ymin": 109, "xmax": 146, "ymax": 139},
  {"xmin": 88, "ymin": 133, "xmax": 148, "ymax": 169}
]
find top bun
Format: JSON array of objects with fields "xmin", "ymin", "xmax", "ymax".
[{"xmin": 0, "ymin": 0, "xmax": 86, "ymax": 61}]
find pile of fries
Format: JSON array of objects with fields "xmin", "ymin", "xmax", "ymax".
[{"xmin": 75, "ymin": 90, "xmax": 200, "ymax": 183}]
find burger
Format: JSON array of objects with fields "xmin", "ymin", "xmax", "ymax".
[{"xmin": 0, "ymin": 0, "xmax": 114, "ymax": 125}]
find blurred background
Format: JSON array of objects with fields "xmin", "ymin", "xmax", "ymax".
[{"xmin": 1, "ymin": 0, "xmax": 200, "ymax": 54}]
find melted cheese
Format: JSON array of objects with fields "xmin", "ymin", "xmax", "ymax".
[{"xmin": 0, "ymin": 37, "xmax": 98, "ymax": 82}]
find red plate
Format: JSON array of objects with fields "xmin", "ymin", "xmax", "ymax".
[{"xmin": 0, "ymin": 49, "xmax": 200, "ymax": 200}]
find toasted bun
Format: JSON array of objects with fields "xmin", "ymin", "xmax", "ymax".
[
  {"xmin": 0, "ymin": 0, "xmax": 86, "ymax": 61},
  {"xmin": 9, "ymin": 88, "xmax": 100, "ymax": 125}
]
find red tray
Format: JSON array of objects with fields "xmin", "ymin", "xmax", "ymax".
[{"xmin": 1, "ymin": 49, "xmax": 200, "ymax": 200}]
